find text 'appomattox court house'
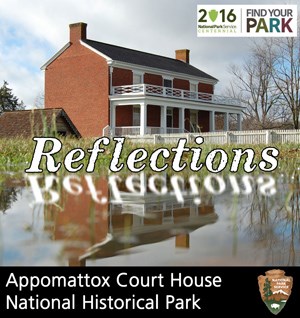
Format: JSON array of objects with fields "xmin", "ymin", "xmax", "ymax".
[{"xmin": 42, "ymin": 22, "xmax": 243, "ymax": 137}]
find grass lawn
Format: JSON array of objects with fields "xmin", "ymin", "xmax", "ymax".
[{"xmin": 0, "ymin": 136, "xmax": 299, "ymax": 176}]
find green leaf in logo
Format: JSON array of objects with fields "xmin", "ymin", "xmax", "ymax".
[{"xmin": 209, "ymin": 9, "xmax": 218, "ymax": 22}]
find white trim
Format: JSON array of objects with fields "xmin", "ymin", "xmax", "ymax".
[
  {"xmin": 132, "ymin": 70, "xmax": 144, "ymax": 76},
  {"xmin": 40, "ymin": 43, "xmax": 71, "ymax": 70},
  {"xmin": 132, "ymin": 71, "xmax": 144, "ymax": 84},
  {"xmin": 110, "ymin": 95, "xmax": 245, "ymax": 114},
  {"xmin": 110, "ymin": 60, "xmax": 218, "ymax": 85},
  {"xmin": 80, "ymin": 40, "xmax": 112, "ymax": 62},
  {"xmin": 189, "ymin": 82, "xmax": 198, "ymax": 93},
  {"xmin": 190, "ymin": 80, "xmax": 199, "ymax": 85},
  {"xmin": 179, "ymin": 107, "xmax": 185, "ymax": 131},
  {"xmin": 161, "ymin": 105, "xmax": 167, "ymax": 134},
  {"xmin": 163, "ymin": 75, "xmax": 174, "ymax": 81},
  {"xmin": 111, "ymin": 84, "xmax": 244, "ymax": 109},
  {"xmin": 140, "ymin": 103, "xmax": 147, "ymax": 135},
  {"xmin": 110, "ymin": 104, "xmax": 116, "ymax": 130}
]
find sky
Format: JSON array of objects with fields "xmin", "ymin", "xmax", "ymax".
[{"xmin": 0, "ymin": 0, "xmax": 298, "ymax": 108}]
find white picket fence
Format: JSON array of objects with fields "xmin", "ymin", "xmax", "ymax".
[{"xmin": 124, "ymin": 129, "xmax": 300, "ymax": 145}]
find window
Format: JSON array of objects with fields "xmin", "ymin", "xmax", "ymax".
[
  {"xmin": 133, "ymin": 106, "xmax": 140, "ymax": 126},
  {"xmin": 190, "ymin": 110, "xmax": 198, "ymax": 132},
  {"xmin": 167, "ymin": 108, "xmax": 173, "ymax": 128},
  {"xmin": 190, "ymin": 82, "xmax": 198, "ymax": 99},
  {"xmin": 163, "ymin": 79, "xmax": 173, "ymax": 97},
  {"xmin": 190, "ymin": 83, "xmax": 197, "ymax": 92},
  {"xmin": 163, "ymin": 79, "xmax": 173, "ymax": 88}
]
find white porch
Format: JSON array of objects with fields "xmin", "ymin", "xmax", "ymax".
[{"xmin": 108, "ymin": 84, "xmax": 244, "ymax": 136}]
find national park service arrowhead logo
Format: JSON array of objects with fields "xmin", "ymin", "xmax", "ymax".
[
  {"xmin": 209, "ymin": 9, "xmax": 218, "ymax": 22},
  {"xmin": 258, "ymin": 269, "xmax": 293, "ymax": 315}
]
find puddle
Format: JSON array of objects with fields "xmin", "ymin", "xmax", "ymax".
[{"xmin": 0, "ymin": 172, "xmax": 299, "ymax": 266}]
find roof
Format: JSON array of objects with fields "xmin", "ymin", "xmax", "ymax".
[
  {"xmin": 82, "ymin": 39, "xmax": 217, "ymax": 81},
  {"xmin": 0, "ymin": 108, "xmax": 81, "ymax": 138}
]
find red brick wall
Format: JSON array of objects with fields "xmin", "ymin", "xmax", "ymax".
[
  {"xmin": 198, "ymin": 110, "xmax": 210, "ymax": 132},
  {"xmin": 45, "ymin": 42, "xmax": 109, "ymax": 137},
  {"xmin": 199, "ymin": 83, "xmax": 214, "ymax": 94},
  {"xmin": 173, "ymin": 78, "xmax": 189, "ymax": 90},
  {"xmin": 147, "ymin": 105, "xmax": 160, "ymax": 127},
  {"xmin": 173, "ymin": 108, "xmax": 179, "ymax": 128},
  {"xmin": 144, "ymin": 73, "xmax": 162, "ymax": 86},
  {"xmin": 112, "ymin": 68, "xmax": 132, "ymax": 86},
  {"xmin": 116, "ymin": 105, "xmax": 133, "ymax": 126},
  {"xmin": 116, "ymin": 105, "xmax": 161, "ymax": 127}
]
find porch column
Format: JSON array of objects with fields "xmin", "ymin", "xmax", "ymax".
[
  {"xmin": 140, "ymin": 103, "xmax": 147, "ymax": 135},
  {"xmin": 110, "ymin": 103, "xmax": 116, "ymax": 136},
  {"xmin": 209, "ymin": 110, "xmax": 215, "ymax": 132},
  {"xmin": 161, "ymin": 105, "xmax": 167, "ymax": 134},
  {"xmin": 179, "ymin": 107, "xmax": 185, "ymax": 133},
  {"xmin": 224, "ymin": 112, "xmax": 229, "ymax": 131},
  {"xmin": 237, "ymin": 113, "xmax": 242, "ymax": 131}
]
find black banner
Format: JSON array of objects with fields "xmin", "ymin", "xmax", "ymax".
[{"xmin": 0, "ymin": 267, "xmax": 298, "ymax": 316}]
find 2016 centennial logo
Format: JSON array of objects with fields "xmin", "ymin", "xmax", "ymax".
[
  {"xmin": 258, "ymin": 269, "xmax": 293, "ymax": 315},
  {"xmin": 197, "ymin": 5, "xmax": 297, "ymax": 37}
]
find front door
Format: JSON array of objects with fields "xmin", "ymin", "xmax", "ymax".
[
  {"xmin": 190, "ymin": 110, "xmax": 198, "ymax": 132},
  {"xmin": 167, "ymin": 108, "xmax": 173, "ymax": 131}
]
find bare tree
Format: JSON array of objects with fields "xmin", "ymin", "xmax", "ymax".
[
  {"xmin": 271, "ymin": 26, "xmax": 300, "ymax": 129},
  {"xmin": 33, "ymin": 91, "xmax": 45, "ymax": 109},
  {"xmin": 227, "ymin": 42, "xmax": 288, "ymax": 130}
]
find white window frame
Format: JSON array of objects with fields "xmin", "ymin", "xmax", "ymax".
[
  {"xmin": 163, "ymin": 76, "xmax": 173, "ymax": 88},
  {"xmin": 132, "ymin": 71, "xmax": 144, "ymax": 84},
  {"xmin": 190, "ymin": 81, "xmax": 198, "ymax": 99},
  {"xmin": 190, "ymin": 83, "xmax": 198, "ymax": 92}
]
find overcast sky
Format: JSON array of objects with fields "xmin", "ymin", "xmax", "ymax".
[{"xmin": 0, "ymin": 0, "xmax": 298, "ymax": 107}]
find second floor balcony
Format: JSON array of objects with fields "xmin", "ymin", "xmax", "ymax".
[{"xmin": 112, "ymin": 84, "xmax": 241, "ymax": 108}]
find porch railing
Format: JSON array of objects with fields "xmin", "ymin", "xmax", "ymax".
[
  {"xmin": 114, "ymin": 126, "xmax": 140, "ymax": 136},
  {"xmin": 113, "ymin": 126, "xmax": 187, "ymax": 136},
  {"xmin": 112, "ymin": 84, "xmax": 241, "ymax": 107}
]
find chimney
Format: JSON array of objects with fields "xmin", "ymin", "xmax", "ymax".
[
  {"xmin": 175, "ymin": 49, "xmax": 190, "ymax": 63},
  {"xmin": 69, "ymin": 22, "xmax": 87, "ymax": 43}
]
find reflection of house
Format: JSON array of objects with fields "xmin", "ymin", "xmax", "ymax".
[
  {"xmin": 42, "ymin": 22, "xmax": 243, "ymax": 137},
  {"xmin": 44, "ymin": 175, "xmax": 217, "ymax": 266},
  {"xmin": 0, "ymin": 108, "xmax": 80, "ymax": 138},
  {"xmin": 44, "ymin": 176, "xmax": 109, "ymax": 266},
  {"xmin": 80, "ymin": 202, "xmax": 217, "ymax": 264}
]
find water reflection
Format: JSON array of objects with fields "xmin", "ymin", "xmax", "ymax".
[
  {"xmin": 0, "ymin": 172, "xmax": 299, "ymax": 266},
  {"xmin": 0, "ymin": 175, "xmax": 22, "ymax": 213},
  {"xmin": 42, "ymin": 175, "xmax": 217, "ymax": 266},
  {"xmin": 233, "ymin": 173, "xmax": 300, "ymax": 265}
]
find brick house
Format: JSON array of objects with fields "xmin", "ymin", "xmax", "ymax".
[{"xmin": 42, "ymin": 22, "xmax": 243, "ymax": 137}]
